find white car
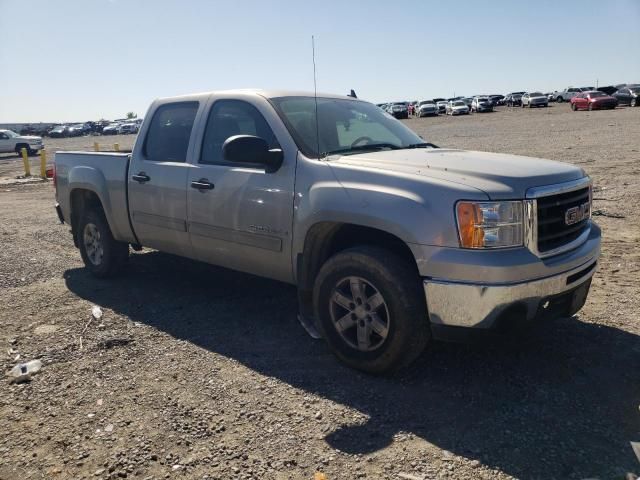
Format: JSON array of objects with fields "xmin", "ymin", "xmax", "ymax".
[
  {"xmin": 416, "ymin": 101, "xmax": 438, "ymax": 117},
  {"xmin": 471, "ymin": 96, "xmax": 493, "ymax": 113},
  {"xmin": 446, "ymin": 100, "xmax": 469, "ymax": 115},
  {"xmin": 0, "ymin": 129, "xmax": 43, "ymax": 156},
  {"xmin": 436, "ymin": 101, "xmax": 448, "ymax": 113},
  {"xmin": 118, "ymin": 123, "xmax": 139, "ymax": 134},
  {"xmin": 521, "ymin": 92, "xmax": 549, "ymax": 108}
]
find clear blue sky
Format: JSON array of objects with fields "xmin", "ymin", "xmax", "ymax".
[{"xmin": 1, "ymin": 0, "xmax": 639, "ymax": 122}]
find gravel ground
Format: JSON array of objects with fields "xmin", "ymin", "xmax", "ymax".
[{"xmin": 0, "ymin": 104, "xmax": 639, "ymax": 480}]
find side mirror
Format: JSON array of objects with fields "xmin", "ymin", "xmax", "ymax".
[{"xmin": 222, "ymin": 135, "xmax": 284, "ymax": 173}]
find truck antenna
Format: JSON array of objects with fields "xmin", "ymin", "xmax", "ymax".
[{"xmin": 312, "ymin": 35, "xmax": 321, "ymax": 158}]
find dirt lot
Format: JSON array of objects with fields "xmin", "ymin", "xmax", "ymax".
[{"xmin": 1, "ymin": 104, "xmax": 639, "ymax": 480}]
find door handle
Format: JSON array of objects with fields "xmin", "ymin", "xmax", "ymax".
[
  {"xmin": 132, "ymin": 172, "xmax": 150, "ymax": 183},
  {"xmin": 190, "ymin": 178, "xmax": 215, "ymax": 191}
]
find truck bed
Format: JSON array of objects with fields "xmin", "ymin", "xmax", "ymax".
[{"xmin": 54, "ymin": 151, "xmax": 137, "ymax": 244}]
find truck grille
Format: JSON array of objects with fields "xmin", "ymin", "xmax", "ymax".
[{"xmin": 537, "ymin": 187, "xmax": 590, "ymax": 253}]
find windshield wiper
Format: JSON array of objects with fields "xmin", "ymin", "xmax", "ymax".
[
  {"xmin": 320, "ymin": 143, "xmax": 401, "ymax": 158},
  {"xmin": 403, "ymin": 142, "xmax": 439, "ymax": 149}
]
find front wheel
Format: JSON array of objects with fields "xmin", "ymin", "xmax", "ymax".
[
  {"xmin": 588, "ymin": 103, "xmax": 593, "ymax": 111},
  {"xmin": 557, "ymin": 97, "xmax": 564, "ymax": 103},
  {"xmin": 313, "ymin": 246, "xmax": 430, "ymax": 374},
  {"xmin": 78, "ymin": 209, "xmax": 129, "ymax": 278},
  {"xmin": 571, "ymin": 103, "xmax": 577, "ymax": 111},
  {"xmin": 632, "ymin": 98, "xmax": 637, "ymax": 107}
]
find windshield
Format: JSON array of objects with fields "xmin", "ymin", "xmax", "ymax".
[
  {"xmin": 453, "ymin": 101, "xmax": 466, "ymax": 106},
  {"xmin": 630, "ymin": 88, "xmax": 640, "ymax": 94},
  {"xmin": 589, "ymin": 91, "xmax": 606, "ymax": 97},
  {"xmin": 477, "ymin": 97, "xmax": 489, "ymax": 102},
  {"xmin": 270, "ymin": 97, "xmax": 426, "ymax": 158},
  {"xmin": 3, "ymin": 130, "xmax": 19, "ymax": 138},
  {"xmin": 530, "ymin": 92, "xmax": 543, "ymax": 97}
]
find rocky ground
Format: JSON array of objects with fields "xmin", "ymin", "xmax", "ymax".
[{"xmin": 0, "ymin": 104, "xmax": 639, "ymax": 480}]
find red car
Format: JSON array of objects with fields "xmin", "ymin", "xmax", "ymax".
[{"xmin": 570, "ymin": 91, "xmax": 618, "ymax": 111}]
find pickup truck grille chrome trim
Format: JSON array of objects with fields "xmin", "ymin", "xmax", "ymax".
[{"xmin": 524, "ymin": 177, "xmax": 593, "ymax": 258}]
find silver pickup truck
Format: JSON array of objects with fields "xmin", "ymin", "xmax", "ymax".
[{"xmin": 54, "ymin": 90, "xmax": 600, "ymax": 373}]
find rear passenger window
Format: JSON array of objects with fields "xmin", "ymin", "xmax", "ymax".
[
  {"xmin": 200, "ymin": 100, "xmax": 278, "ymax": 165},
  {"xmin": 143, "ymin": 102, "xmax": 198, "ymax": 162}
]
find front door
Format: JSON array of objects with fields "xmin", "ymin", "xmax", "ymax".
[
  {"xmin": 186, "ymin": 98, "xmax": 296, "ymax": 283},
  {"xmin": 128, "ymin": 101, "xmax": 200, "ymax": 257},
  {"xmin": 0, "ymin": 132, "xmax": 12, "ymax": 153}
]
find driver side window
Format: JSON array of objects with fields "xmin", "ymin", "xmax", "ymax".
[
  {"xmin": 0, "ymin": 133, "xmax": 8, "ymax": 140},
  {"xmin": 200, "ymin": 100, "xmax": 278, "ymax": 165}
]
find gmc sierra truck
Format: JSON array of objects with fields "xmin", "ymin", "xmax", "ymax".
[{"xmin": 54, "ymin": 90, "xmax": 600, "ymax": 373}]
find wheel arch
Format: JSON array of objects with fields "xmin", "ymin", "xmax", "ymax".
[{"xmin": 295, "ymin": 221, "xmax": 420, "ymax": 320}]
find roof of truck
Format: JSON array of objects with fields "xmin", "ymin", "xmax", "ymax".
[{"xmin": 155, "ymin": 89, "xmax": 361, "ymax": 103}]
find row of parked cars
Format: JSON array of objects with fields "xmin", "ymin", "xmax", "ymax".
[
  {"xmin": 378, "ymin": 83, "xmax": 639, "ymax": 119},
  {"xmin": 17, "ymin": 118, "xmax": 143, "ymax": 138}
]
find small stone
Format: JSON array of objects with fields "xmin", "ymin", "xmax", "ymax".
[
  {"xmin": 105, "ymin": 424, "xmax": 114, "ymax": 432},
  {"xmin": 94, "ymin": 468, "xmax": 105, "ymax": 476},
  {"xmin": 172, "ymin": 464, "xmax": 182, "ymax": 471},
  {"xmin": 314, "ymin": 411, "xmax": 323, "ymax": 420}
]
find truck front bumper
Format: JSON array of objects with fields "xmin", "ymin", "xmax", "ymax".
[{"xmin": 424, "ymin": 257, "xmax": 597, "ymax": 333}]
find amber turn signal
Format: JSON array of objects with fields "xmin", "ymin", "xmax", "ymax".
[{"xmin": 456, "ymin": 202, "xmax": 485, "ymax": 248}]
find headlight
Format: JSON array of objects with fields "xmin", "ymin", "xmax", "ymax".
[{"xmin": 456, "ymin": 201, "xmax": 523, "ymax": 248}]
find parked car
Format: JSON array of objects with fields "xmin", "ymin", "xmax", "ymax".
[
  {"xmin": 436, "ymin": 100, "xmax": 448, "ymax": 113},
  {"xmin": 49, "ymin": 126, "xmax": 69, "ymax": 138},
  {"xmin": 521, "ymin": 92, "xmax": 549, "ymax": 108},
  {"xmin": 488, "ymin": 95, "xmax": 505, "ymax": 106},
  {"xmin": 388, "ymin": 102, "xmax": 409, "ymax": 119},
  {"xmin": 571, "ymin": 91, "xmax": 618, "ymax": 111},
  {"xmin": 118, "ymin": 123, "xmax": 139, "ymax": 134},
  {"xmin": 416, "ymin": 101, "xmax": 438, "ymax": 117},
  {"xmin": 596, "ymin": 86, "xmax": 618, "ymax": 95},
  {"xmin": 612, "ymin": 86, "xmax": 640, "ymax": 106},
  {"xmin": 67, "ymin": 124, "xmax": 85, "ymax": 137},
  {"xmin": 0, "ymin": 129, "xmax": 44, "ymax": 156},
  {"xmin": 555, "ymin": 87, "xmax": 582, "ymax": 103},
  {"xmin": 505, "ymin": 93, "xmax": 524, "ymax": 107},
  {"xmin": 446, "ymin": 100, "xmax": 469, "ymax": 115},
  {"xmin": 471, "ymin": 96, "xmax": 493, "ymax": 112},
  {"xmin": 53, "ymin": 89, "xmax": 600, "ymax": 373},
  {"xmin": 102, "ymin": 123, "xmax": 121, "ymax": 135}
]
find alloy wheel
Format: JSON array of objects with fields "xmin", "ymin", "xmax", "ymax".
[
  {"xmin": 83, "ymin": 223, "xmax": 104, "ymax": 266},
  {"xmin": 329, "ymin": 276, "xmax": 390, "ymax": 352}
]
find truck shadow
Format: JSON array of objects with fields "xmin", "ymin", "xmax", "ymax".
[{"xmin": 63, "ymin": 251, "xmax": 640, "ymax": 479}]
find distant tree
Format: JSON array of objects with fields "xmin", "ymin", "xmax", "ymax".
[{"xmin": 126, "ymin": 112, "xmax": 137, "ymax": 119}]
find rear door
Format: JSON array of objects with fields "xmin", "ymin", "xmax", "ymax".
[
  {"xmin": 186, "ymin": 95, "xmax": 296, "ymax": 283},
  {"xmin": 127, "ymin": 100, "xmax": 202, "ymax": 257}
]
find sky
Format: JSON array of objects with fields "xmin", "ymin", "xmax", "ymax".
[{"xmin": 0, "ymin": 0, "xmax": 639, "ymax": 123}]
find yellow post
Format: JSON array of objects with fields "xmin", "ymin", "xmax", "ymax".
[
  {"xmin": 114, "ymin": 143, "xmax": 120, "ymax": 152},
  {"xmin": 21, "ymin": 148, "xmax": 31, "ymax": 176},
  {"xmin": 40, "ymin": 149, "xmax": 47, "ymax": 178},
  {"xmin": 94, "ymin": 142, "xmax": 100, "ymax": 152}
]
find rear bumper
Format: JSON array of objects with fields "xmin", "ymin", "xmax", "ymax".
[{"xmin": 424, "ymin": 257, "xmax": 597, "ymax": 331}]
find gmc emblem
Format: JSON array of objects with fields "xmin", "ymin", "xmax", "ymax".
[{"xmin": 565, "ymin": 202, "xmax": 590, "ymax": 226}]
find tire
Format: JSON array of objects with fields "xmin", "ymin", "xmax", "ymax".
[
  {"xmin": 313, "ymin": 246, "xmax": 430, "ymax": 374},
  {"xmin": 632, "ymin": 98, "xmax": 637, "ymax": 107},
  {"xmin": 557, "ymin": 96, "xmax": 564, "ymax": 103},
  {"xmin": 77, "ymin": 209, "xmax": 129, "ymax": 278},
  {"xmin": 571, "ymin": 103, "xmax": 577, "ymax": 111},
  {"xmin": 588, "ymin": 103, "xmax": 593, "ymax": 111},
  {"xmin": 14, "ymin": 144, "xmax": 29, "ymax": 156}
]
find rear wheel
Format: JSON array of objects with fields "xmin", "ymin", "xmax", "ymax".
[
  {"xmin": 557, "ymin": 96, "xmax": 564, "ymax": 103},
  {"xmin": 313, "ymin": 246, "xmax": 430, "ymax": 374},
  {"xmin": 78, "ymin": 209, "xmax": 129, "ymax": 278},
  {"xmin": 571, "ymin": 103, "xmax": 577, "ymax": 111}
]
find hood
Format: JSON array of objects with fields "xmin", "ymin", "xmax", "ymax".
[
  {"xmin": 328, "ymin": 148, "xmax": 585, "ymax": 199},
  {"xmin": 19, "ymin": 135, "xmax": 41, "ymax": 141}
]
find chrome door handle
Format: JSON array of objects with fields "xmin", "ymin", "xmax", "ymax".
[
  {"xmin": 190, "ymin": 178, "xmax": 215, "ymax": 191},
  {"xmin": 132, "ymin": 172, "xmax": 150, "ymax": 183}
]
